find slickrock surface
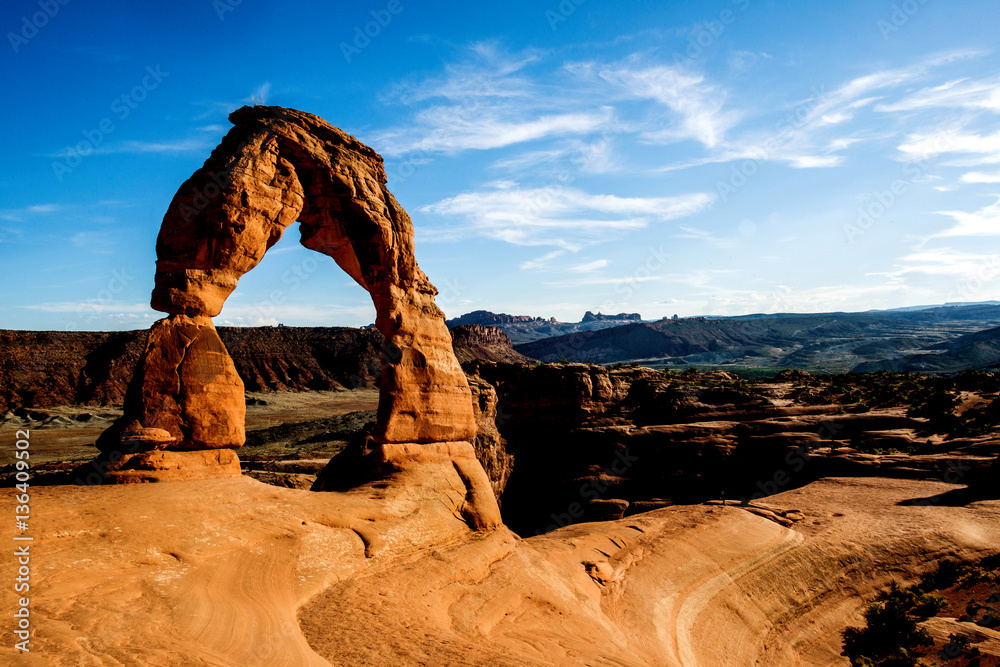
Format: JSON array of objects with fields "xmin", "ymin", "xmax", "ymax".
[{"xmin": 2, "ymin": 475, "xmax": 998, "ymax": 666}]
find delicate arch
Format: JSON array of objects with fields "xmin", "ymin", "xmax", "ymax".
[{"xmin": 104, "ymin": 106, "xmax": 474, "ymax": 451}]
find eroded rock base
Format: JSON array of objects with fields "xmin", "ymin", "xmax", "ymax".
[{"xmin": 78, "ymin": 449, "xmax": 242, "ymax": 484}]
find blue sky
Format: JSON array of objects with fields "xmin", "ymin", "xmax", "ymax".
[{"xmin": 3, "ymin": 0, "xmax": 1000, "ymax": 330}]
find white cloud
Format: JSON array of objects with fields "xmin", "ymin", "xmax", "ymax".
[
  {"xmin": 24, "ymin": 301, "xmax": 154, "ymax": 314},
  {"xmin": 874, "ymin": 247, "xmax": 1000, "ymax": 283},
  {"xmin": 421, "ymin": 184, "xmax": 714, "ymax": 249},
  {"xmin": 373, "ymin": 44, "xmax": 615, "ymax": 156},
  {"xmin": 50, "ymin": 138, "xmax": 213, "ymax": 158},
  {"xmin": 932, "ymin": 197, "xmax": 1000, "ymax": 238},
  {"xmin": 674, "ymin": 225, "xmax": 735, "ymax": 248},
  {"xmin": 545, "ymin": 275, "xmax": 662, "ymax": 287},
  {"xmin": 897, "ymin": 128, "xmax": 1000, "ymax": 159},
  {"xmin": 961, "ymin": 170, "xmax": 1000, "ymax": 183},
  {"xmin": 654, "ymin": 50, "xmax": 989, "ymax": 172},
  {"xmin": 520, "ymin": 250, "xmax": 565, "ymax": 270},
  {"xmin": 597, "ymin": 64, "xmax": 740, "ymax": 148},
  {"xmin": 568, "ymin": 259, "xmax": 608, "ymax": 273},
  {"xmin": 875, "ymin": 76, "xmax": 1000, "ymax": 113},
  {"xmin": 379, "ymin": 108, "xmax": 613, "ymax": 155}
]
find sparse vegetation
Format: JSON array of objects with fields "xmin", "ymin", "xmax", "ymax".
[{"xmin": 843, "ymin": 558, "xmax": 1000, "ymax": 667}]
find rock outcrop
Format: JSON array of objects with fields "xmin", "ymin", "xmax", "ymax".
[
  {"xmin": 91, "ymin": 106, "xmax": 486, "ymax": 499},
  {"xmin": 466, "ymin": 362, "xmax": 1000, "ymax": 535},
  {"xmin": 450, "ymin": 324, "xmax": 533, "ymax": 364},
  {"xmin": 98, "ymin": 315, "xmax": 245, "ymax": 452},
  {"xmin": 466, "ymin": 374, "xmax": 514, "ymax": 503}
]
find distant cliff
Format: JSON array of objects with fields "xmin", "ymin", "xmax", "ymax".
[
  {"xmin": 449, "ymin": 325, "xmax": 533, "ymax": 364},
  {"xmin": 0, "ymin": 327, "xmax": 386, "ymax": 412},
  {"xmin": 0, "ymin": 324, "xmax": 539, "ymax": 412},
  {"xmin": 446, "ymin": 310, "xmax": 646, "ymax": 344}
]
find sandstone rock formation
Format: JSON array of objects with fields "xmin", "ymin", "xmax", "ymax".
[
  {"xmin": 98, "ymin": 315, "xmax": 245, "ymax": 452},
  {"xmin": 466, "ymin": 374, "xmax": 514, "ymax": 502},
  {"xmin": 449, "ymin": 324, "xmax": 533, "ymax": 364},
  {"xmin": 93, "ymin": 106, "xmax": 482, "ymax": 491}
]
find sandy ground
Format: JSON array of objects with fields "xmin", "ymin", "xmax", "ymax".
[{"xmin": 2, "ymin": 470, "xmax": 998, "ymax": 666}]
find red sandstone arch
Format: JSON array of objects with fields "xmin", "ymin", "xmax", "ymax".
[{"xmin": 99, "ymin": 106, "xmax": 475, "ymax": 455}]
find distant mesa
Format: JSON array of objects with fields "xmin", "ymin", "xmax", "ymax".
[
  {"xmin": 581, "ymin": 310, "xmax": 642, "ymax": 323},
  {"xmin": 446, "ymin": 310, "xmax": 556, "ymax": 327},
  {"xmin": 446, "ymin": 309, "xmax": 645, "ymax": 344}
]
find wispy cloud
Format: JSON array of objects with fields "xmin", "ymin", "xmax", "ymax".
[
  {"xmin": 674, "ymin": 225, "xmax": 736, "ymax": 248},
  {"xmin": 932, "ymin": 197, "xmax": 1000, "ymax": 238},
  {"xmin": 24, "ymin": 301, "xmax": 153, "ymax": 314},
  {"xmin": 596, "ymin": 63, "xmax": 740, "ymax": 148},
  {"xmin": 654, "ymin": 49, "xmax": 989, "ymax": 172},
  {"xmin": 378, "ymin": 108, "xmax": 613, "ymax": 155},
  {"xmin": 217, "ymin": 302, "xmax": 376, "ymax": 326},
  {"xmin": 568, "ymin": 259, "xmax": 608, "ymax": 273},
  {"xmin": 961, "ymin": 170, "xmax": 1000, "ymax": 183},
  {"xmin": 420, "ymin": 183, "xmax": 714, "ymax": 249},
  {"xmin": 875, "ymin": 246, "xmax": 1000, "ymax": 281},
  {"xmin": 544, "ymin": 274, "xmax": 662, "ymax": 287},
  {"xmin": 50, "ymin": 138, "xmax": 213, "ymax": 158},
  {"xmin": 519, "ymin": 250, "xmax": 564, "ymax": 270},
  {"xmin": 875, "ymin": 75, "xmax": 1000, "ymax": 113},
  {"xmin": 373, "ymin": 44, "xmax": 616, "ymax": 156}
]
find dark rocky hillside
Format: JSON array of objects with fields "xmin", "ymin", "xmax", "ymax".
[
  {"xmin": 446, "ymin": 309, "xmax": 648, "ymax": 343},
  {"xmin": 516, "ymin": 305, "xmax": 1000, "ymax": 371},
  {"xmin": 0, "ymin": 324, "xmax": 525, "ymax": 412},
  {"xmin": 853, "ymin": 325, "xmax": 1000, "ymax": 373}
]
